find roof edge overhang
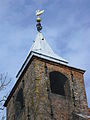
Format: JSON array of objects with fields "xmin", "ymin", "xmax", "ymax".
[
  {"xmin": 75, "ymin": 113, "xmax": 89, "ymax": 119},
  {"xmin": 16, "ymin": 51, "xmax": 85, "ymax": 79},
  {"xmin": 4, "ymin": 52, "xmax": 85, "ymax": 107},
  {"xmin": 4, "ymin": 55, "xmax": 34, "ymax": 107},
  {"xmin": 16, "ymin": 51, "xmax": 68, "ymax": 78},
  {"xmin": 16, "ymin": 51, "xmax": 85, "ymax": 78}
]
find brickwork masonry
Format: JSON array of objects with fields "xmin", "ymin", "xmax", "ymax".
[{"xmin": 6, "ymin": 57, "xmax": 88, "ymax": 120}]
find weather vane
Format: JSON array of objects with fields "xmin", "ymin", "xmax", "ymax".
[{"xmin": 36, "ymin": 10, "xmax": 44, "ymax": 32}]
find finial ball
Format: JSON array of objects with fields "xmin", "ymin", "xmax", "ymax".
[
  {"xmin": 36, "ymin": 17, "xmax": 41, "ymax": 22},
  {"xmin": 36, "ymin": 10, "xmax": 44, "ymax": 32}
]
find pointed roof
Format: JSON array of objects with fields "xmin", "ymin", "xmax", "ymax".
[
  {"xmin": 4, "ymin": 32, "xmax": 85, "ymax": 107},
  {"xmin": 31, "ymin": 32, "xmax": 68, "ymax": 63},
  {"xmin": 16, "ymin": 32, "xmax": 68, "ymax": 78}
]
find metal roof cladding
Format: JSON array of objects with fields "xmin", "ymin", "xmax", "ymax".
[{"xmin": 16, "ymin": 32, "xmax": 68, "ymax": 79}]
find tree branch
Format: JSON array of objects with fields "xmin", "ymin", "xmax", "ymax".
[{"xmin": 0, "ymin": 73, "xmax": 11, "ymax": 111}]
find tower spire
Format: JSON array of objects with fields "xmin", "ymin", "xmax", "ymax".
[{"xmin": 36, "ymin": 10, "xmax": 44, "ymax": 32}]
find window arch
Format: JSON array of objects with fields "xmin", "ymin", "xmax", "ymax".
[
  {"xmin": 15, "ymin": 88, "xmax": 24, "ymax": 118},
  {"xmin": 49, "ymin": 71, "xmax": 69, "ymax": 96}
]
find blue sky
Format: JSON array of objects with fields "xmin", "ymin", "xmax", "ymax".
[{"xmin": 0, "ymin": 0, "xmax": 90, "ymax": 117}]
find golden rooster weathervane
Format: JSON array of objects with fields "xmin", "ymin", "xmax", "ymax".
[{"xmin": 36, "ymin": 10, "xmax": 44, "ymax": 32}]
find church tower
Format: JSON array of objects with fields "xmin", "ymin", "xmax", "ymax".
[{"xmin": 4, "ymin": 10, "xmax": 88, "ymax": 120}]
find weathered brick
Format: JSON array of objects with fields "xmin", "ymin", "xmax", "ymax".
[{"xmin": 6, "ymin": 56, "xmax": 88, "ymax": 120}]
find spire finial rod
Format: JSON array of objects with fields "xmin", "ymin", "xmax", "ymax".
[{"xmin": 36, "ymin": 10, "xmax": 44, "ymax": 32}]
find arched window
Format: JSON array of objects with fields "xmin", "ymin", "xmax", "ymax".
[
  {"xmin": 49, "ymin": 71, "xmax": 69, "ymax": 96},
  {"xmin": 15, "ymin": 88, "xmax": 24, "ymax": 118}
]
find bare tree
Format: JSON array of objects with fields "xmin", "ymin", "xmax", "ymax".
[{"xmin": 0, "ymin": 73, "xmax": 11, "ymax": 119}]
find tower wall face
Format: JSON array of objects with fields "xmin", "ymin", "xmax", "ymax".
[{"xmin": 6, "ymin": 57, "xmax": 88, "ymax": 120}]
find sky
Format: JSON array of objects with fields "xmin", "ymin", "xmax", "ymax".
[{"xmin": 0, "ymin": 0, "xmax": 90, "ymax": 118}]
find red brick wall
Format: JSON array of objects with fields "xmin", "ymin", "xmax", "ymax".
[
  {"xmin": 33, "ymin": 57, "xmax": 88, "ymax": 119},
  {"xmin": 6, "ymin": 56, "xmax": 88, "ymax": 120}
]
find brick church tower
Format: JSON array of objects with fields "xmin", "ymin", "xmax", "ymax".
[{"xmin": 4, "ymin": 11, "xmax": 89, "ymax": 120}]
